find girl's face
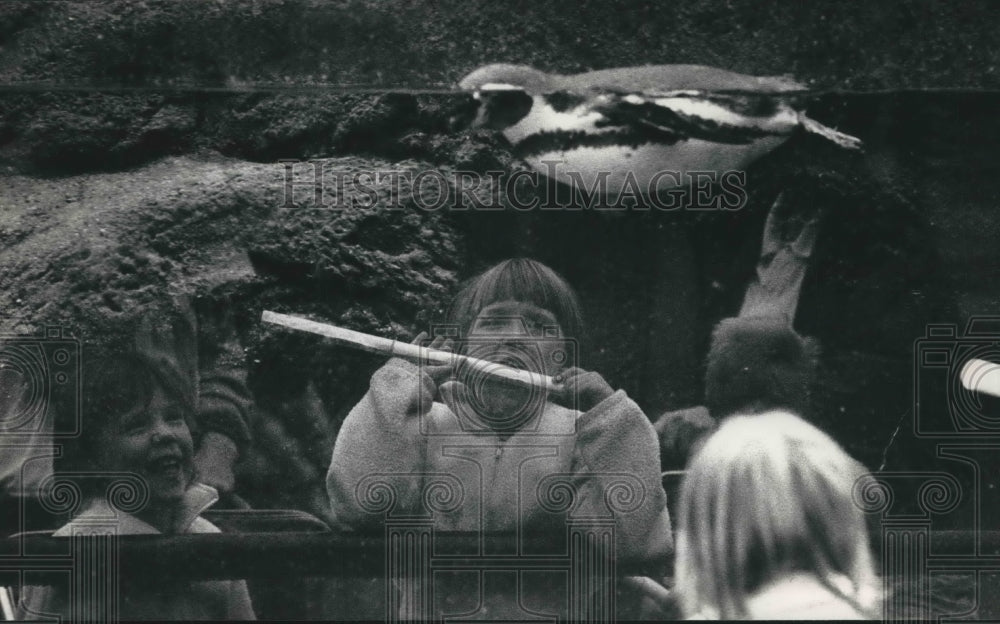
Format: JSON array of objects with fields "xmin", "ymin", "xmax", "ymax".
[
  {"xmin": 466, "ymin": 300, "xmax": 566, "ymax": 376},
  {"xmin": 462, "ymin": 300, "xmax": 566, "ymax": 427},
  {"xmin": 97, "ymin": 385, "xmax": 195, "ymax": 505}
]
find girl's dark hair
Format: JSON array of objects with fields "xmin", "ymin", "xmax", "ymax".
[
  {"xmin": 55, "ymin": 350, "xmax": 195, "ymax": 490},
  {"xmin": 447, "ymin": 258, "xmax": 584, "ymax": 338},
  {"xmin": 704, "ymin": 316, "xmax": 820, "ymax": 419}
]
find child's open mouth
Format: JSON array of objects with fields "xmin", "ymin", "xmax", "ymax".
[{"xmin": 147, "ymin": 455, "xmax": 184, "ymax": 479}]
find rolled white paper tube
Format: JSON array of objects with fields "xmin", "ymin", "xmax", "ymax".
[{"xmin": 261, "ymin": 310, "xmax": 559, "ymax": 392}]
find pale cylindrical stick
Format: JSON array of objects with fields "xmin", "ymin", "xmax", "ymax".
[
  {"xmin": 621, "ymin": 576, "xmax": 672, "ymax": 609},
  {"xmin": 959, "ymin": 358, "xmax": 1000, "ymax": 398},
  {"xmin": 261, "ymin": 310, "xmax": 559, "ymax": 392}
]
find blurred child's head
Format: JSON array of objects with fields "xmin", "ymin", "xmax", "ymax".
[
  {"xmin": 61, "ymin": 351, "xmax": 197, "ymax": 506},
  {"xmin": 674, "ymin": 410, "xmax": 877, "ymax": 619},
  {"xmin": 704, "ymin": 316, "xmax": 819, "ymax": 419},
  {"xmin": 446, "ymin": 259, "xmax": 582, "ymax": 428}
]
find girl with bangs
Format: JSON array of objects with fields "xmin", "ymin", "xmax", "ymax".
[
  {"xmin": 675, "ymin": 410, "xmax": 879, "ymax": 620},
  {"xmin": 327, "ymin": 258, "xmax": 672, "ymax": 620}
]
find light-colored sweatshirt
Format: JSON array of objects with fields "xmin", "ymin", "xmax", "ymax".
[
  {"xmin": 688, "ymin": 573, "xmax": 878, "ymax": 620},
  {"xmin": 327, "ymin": 358, "xmax": 672, "ymax": 619}
]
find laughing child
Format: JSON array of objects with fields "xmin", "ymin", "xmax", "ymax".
[{"xmin": 17, "ymin": 351, "xmax": 255, "ymax": 620}]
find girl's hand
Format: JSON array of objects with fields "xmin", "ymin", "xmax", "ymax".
[
  {"xmin": 655, "ymin": 407, "xmax": 716, "ymax": 470},
  {"xmin": 412, "ymin": 331, "xmax": 455, "ymax": 385},
  {"xmin": 553, "ymin": 367, "xmax": 615, "ymax": 412}
]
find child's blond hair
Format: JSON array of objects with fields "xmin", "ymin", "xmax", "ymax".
[{"xmin": 674, "ymin": 410, "xmax": 878, "ymax": 619}]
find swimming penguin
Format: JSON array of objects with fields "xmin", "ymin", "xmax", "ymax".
[{"xmin": 459, "ymin": 63, "xmax": 861, "ymax": 195}]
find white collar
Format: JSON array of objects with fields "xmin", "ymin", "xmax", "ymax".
[{"xmin": 55, "ymin": 483, "xmax": 219, "ymax": 536}]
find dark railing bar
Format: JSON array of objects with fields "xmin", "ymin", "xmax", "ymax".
[
  {"xmin": 4, "ymin": 529, "xmax": 999, "ymax": 585},
  {"xmin": 924, "ymin": 557, "xmax": 1000, "ymax": 571},
  {"xmin": 430, "ymin": 557, "xmax": 574, "ymax": 571},
  {"xmin": 0, "ymin": 532, "xmax": 666, "ymax": 584}
]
